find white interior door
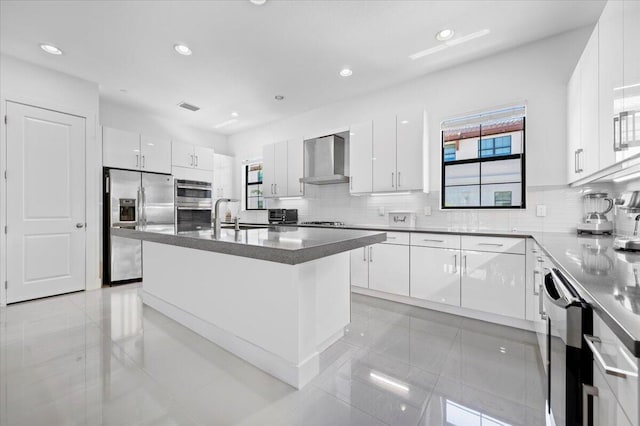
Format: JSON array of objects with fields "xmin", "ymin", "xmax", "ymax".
[{"xmin": 6, "ymin": 102, "xmax": 86, "ymax": 303}]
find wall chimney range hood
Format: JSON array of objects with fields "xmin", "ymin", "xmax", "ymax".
[{"xmin": 300, "ymin": 134, "xmax": 350, "ymax": 185}]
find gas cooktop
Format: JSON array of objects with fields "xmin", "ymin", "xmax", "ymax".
[{"xmin": 300, "ymin": 221, "xmax": 345, "ymax": 227}]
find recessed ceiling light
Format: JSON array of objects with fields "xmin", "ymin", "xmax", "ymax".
[
  {"xmin": 435, "ymin": 29, "xmax": 454, "ymax": 41},
  {"xmin": 231, "ymin": 111, "xmax": 239, "ymax": 118},
  {"xmin": 40, "ymin": 44, "xmax": 62, "ymax": 55},
  {"xmin": 410, "ymin": 29, "xmax": 490, "ymax": 60},
  {"xmin": 250, "ymin": 0, "xmax": 267, "ymax": 4},
  {"xmin": 401, "ymin": 120, "xmax": 409, "ymax": 124},
  {"xmin": 214, "ymin": 118, "xmax": 238, "ymax": 129},
  {"xmin": 274, "ymin": 95, "xmax": 285, "ymax": 101},
  {"xmin": 174, "ymin": 44, "xmax": 192, "ymax": 56},
  {"xmin": 339, "ymin": 68, "xmax": 353, "ymax": 77}
]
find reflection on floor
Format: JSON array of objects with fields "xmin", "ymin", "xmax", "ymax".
[{"xmin": 0, "ymin": 284, "xmax": 546, "ymax": 425}]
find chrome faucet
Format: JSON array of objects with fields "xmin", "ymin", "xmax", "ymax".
[{"xmin": 213, "ymin": 198, "xmax": 239, "ymax": 239}]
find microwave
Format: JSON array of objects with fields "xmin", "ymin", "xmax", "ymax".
[{"xmin": 268, "ymin": 209, "xmax": 298, "ymax": 224}]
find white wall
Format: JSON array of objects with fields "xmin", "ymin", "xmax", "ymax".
[
  {"xmin": 100, "ymin": 99, "xmax": 230, "ymax": 154},
  {"xmin": 0, "ymin": 54, "xmax": 101, "ymax": 304}
]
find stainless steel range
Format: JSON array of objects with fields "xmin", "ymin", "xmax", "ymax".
[{"xmin": 300, "ymin": 221, "xmax": 345, "ymax": 227}]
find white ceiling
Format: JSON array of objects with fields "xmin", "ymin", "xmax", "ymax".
[{"xmin": 0, "ymin": 0, "xmax": 605, "ymax": 135}]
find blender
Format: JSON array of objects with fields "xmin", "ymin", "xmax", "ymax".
[{"xmin": 577, "ymin": 192, "xmax": 614, "ymax": 235}]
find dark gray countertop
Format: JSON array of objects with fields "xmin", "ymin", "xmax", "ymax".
[
  {"xmin": 531, "ymin": 232, "xmax": 640, "ymax": 357},
  {"xmin": 111, "ymin": 225, "xmax": 386, "ymax": 265},
  {"xmin": 257, "ymin": 222, "xmax": 640, "ymax": 356}
]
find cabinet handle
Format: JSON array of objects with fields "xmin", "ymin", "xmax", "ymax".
[
  {"xmin": 391, "ymin": 172, "xmax": 395, "ymax": 188},
  {"xmin": 614, "ymin": 115, "xmax": 622, "ymax": 152},
  {"xmin": 462, "ymin": 255, "xmax": 467, "ymax": 275},
  {"xmin": 453, "ymin": 254, "xmax": 458, "ymax": 274},
  {"xmin": 397, "ymin": 171, "xmax": 401, "ymax": 188},
  {"xmin": 477, "ymin": 243, "xmax": 504, "ymax": 247},
  {"xmin": 195, "ymin": 155, "xmax": 198, "ymax": 167},
  {"xmin": 369, "ymin": 246, "xmax": 373, "ymax": 262},
  {"xmin": 533, "ymin": 270, "xmax": 540, "ymax": 295},
  {"xmin": 135, "ymin": 154, "xmax": 139, "ymax": 168},
  {"xmin": 582, "ymin": 384, "xmax": 599, "ymax": 426},
  {"xmin": 423, "ymin": 238, "xmax": 444, "ymax": 243},
  {"xmin": 539, "ymin": 285, "xmax": 546, "ymax": 319},
  {"xmin": 584, "ymin": 335, "xmax": 638, "ymax": 379},
  {"xmin": 274, "ymin": 183, "xmax": 277, "ymax": 194},
  {"xmin": 363, "ymin": 247, "xmax": 367, "ymax": 262},
  {"xmin": 576, "ymin": 148, "xmax": 584, "ymax": 173},
  {"xmin": 270, "ymin": 184, "xmax": 274, "ymax": 194},
  {"xmin": 574, "ymin": 150, "xmax": 578, "ymax": 173},
  {"xmin": 141, "ymin": 155, "xmax": 145, "ymax": 169},
  {"xmin": 189, "ymin": 154, "xmax": 193, "ymax": 167}
]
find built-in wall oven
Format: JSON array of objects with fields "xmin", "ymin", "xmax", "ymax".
[
  {"xmin": 175, "ymin": 179, "xmax": 213, "ymax": 232},
  {"xmin": 540, "ymin": 265, "xmax": 593, "ymax": 426}
]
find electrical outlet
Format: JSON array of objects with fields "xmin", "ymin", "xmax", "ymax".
[
  {"xmin": 536, "ymin": 205, "xmax": 547, "ymax": 217},
  {"xmin": 424, "ymin": 206, "xmax": 432, "ymax": 216},
  {"xmin": 378, "ymin": 207, "xmax": 385, "ymax": 216}
]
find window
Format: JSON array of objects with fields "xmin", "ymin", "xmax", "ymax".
[
  {"xmin": 441, "ymin": 106, "xmax": 526, "ymax": 209},
  {"xmin": 245, "ymin": 162, "xmax": 265, "ymax": 210}
]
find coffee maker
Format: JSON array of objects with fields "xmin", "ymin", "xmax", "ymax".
[{"xmin": 577, "ymin": 192, "xmax": 614, "ymax": 235}]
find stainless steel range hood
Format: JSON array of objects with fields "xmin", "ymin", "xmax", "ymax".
[{"xmin": 300, "ymin": 134, "xmax": 350, "ymax": 185}]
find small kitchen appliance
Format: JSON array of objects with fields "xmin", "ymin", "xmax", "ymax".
[
  {"xmin": 613, "ymin": 191, "xmax": 640, "ymax": 251},
  {"xmin": 577, "ymin": 192, "xmax": 614, "ymax": 235},
  {"xmin": 268, "ymin": 208, "xmax": 298, "ymax": 224}
]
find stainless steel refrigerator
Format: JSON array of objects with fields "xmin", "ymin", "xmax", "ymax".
[{"xmin": 103, "ymin": 168, "xmax": 174, "ymax": 285}]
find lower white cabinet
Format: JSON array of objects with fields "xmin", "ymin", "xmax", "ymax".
[
  {"xmin": 460, "ymin": 250, "xmax": 526, "ymax": 319},
  {"xmin": 350, "ymin": 243, "xmax": 409, "ymax": 296},
  {"xmin": 369, "ymin": 244, "xmax": 409, "ymax": 296},
  {"xmin": 350, "ymin": 247, "xmax": 369, "ymax": 288},
  {"xmin": 410, "ymin": 246, "xmax": 460, "ymax": 306},
  {"xmin": 593, "ymin": 366, "xmax": 633, "ymax": 426}
]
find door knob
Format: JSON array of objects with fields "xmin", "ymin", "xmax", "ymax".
[{"xmin": 76, "ymin": 223, "xmax": 85, "ymax": 228}]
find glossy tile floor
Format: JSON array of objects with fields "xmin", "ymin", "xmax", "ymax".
[{"xmin": 0, "ymin": 284, "xmax": 546, "ymax": 425}]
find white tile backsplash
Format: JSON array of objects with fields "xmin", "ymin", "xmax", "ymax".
[{"xmin": 243, "ymin": 183, "xmax": 595, "ymax": 233}]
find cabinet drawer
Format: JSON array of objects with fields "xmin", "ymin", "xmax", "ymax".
[
  {"xmin": 410, "ymin": 233, "xmax": 460, "ymax": 249},
  {"xmin": 593, "ymin": 360, "xmax": 634, "ymax": 426},
  {"xmin": 461, "ymin": 236, "xmax": 526, "ymax": 254},
  {"xmin": 381, "ymin": 231, "xmax": 410, "ymax": 245},
  {"xmin": 589, "ymin": 314, "xmax": 639, "ymax": 425}
]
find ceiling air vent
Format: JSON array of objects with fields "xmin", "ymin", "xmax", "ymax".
[{"xmin": 177, "ymin": 101, "xmax": 200, "ymax": 112}]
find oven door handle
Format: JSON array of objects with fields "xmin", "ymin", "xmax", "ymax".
[
  {"xmin": 176, "ymin": 207, "xmax": 212, "ymax": 211},
  {"xmin": 543, "ymin": 268, "xmax": 575, "ymax": 308},
  {"xmin": 176, "ymin": 185, "xmax": 212, "ymax": 191}
]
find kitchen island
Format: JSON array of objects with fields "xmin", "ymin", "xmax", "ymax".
[{"xmin": 112, "ymin": 225, "xmax": 386, "ymax": 388}]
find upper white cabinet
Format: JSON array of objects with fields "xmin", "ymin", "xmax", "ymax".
[
  {"xmin": 373, "ymin": 115, "xmax": 397, "ymax": 192},
  {"xmin": 213, "ymin": 153, "xmax": 235, "ymax": 200},
  {"xmin": 262, "ymin": 141, "xmax": 288, "ymax": 198},
  {"xmin": 140, "ymin": 135, "xmax": 172, "ymax": 174},
  {"xmin": 372, "ymin": 112, "xmax": 424, "ymax": 192},
  {"xmin": 568, "ymin": 0, "xmax": 640, "ymax": 183},
  {"xmin": 349, "ymin": 121, "xmax": 374, "ymax": 193},
  {"xmin": 172, "ymin": 141, "xmax": 214, "ymax": 171},
  {"xmin": 103, "ymin": 126, "xmax": 171, "ymax": 174},
  {"xmin": 396, "ymin": 109, "xmax": 424, "ymax": 191},
  {"xmin": 287, "ymin": 138, "xmax": 304, "ymax": 196}
]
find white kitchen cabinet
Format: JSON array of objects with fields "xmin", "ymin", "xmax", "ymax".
[
  {"xmin": 619, "ymin": 0, "xmax": 640, "ymax": 160},
  {"xmin": 567, "ymin": 64, "xmax": 582, "ymax": 183},
  {"xmin": 410, "ymin": 246, "xmax": 460, "ymax": 306},
  {"xmin": 287, "ymin": 138, "xmax": 304, "ymax": 196},
  {"xmin": 598, "ymin": 0, "xmax": 623, "ymax": 169},
  {"xmin": 350, "ymin": 247, "xmax": 369, "ymax": 288},
  {"xmin": 349, "ymin": 121, "xmax": 373, "ymax": 193},
  {"xmin": 396, "ymin": 109, "xmax": 424, "ymax": 191},
  {"xmin": 460, "ymin": 250, "xmax": 526, "ymax": 319},
  {"xmin": 194, "ymin": 145, "xmax": 215, "ymax": 171},
  {"xmin": 213, "ymin": 153, "xmax": 235, "ymax": 199},
  {"xmin": 369, "ymin": 243, "xmax": 410, "ymax": 296},
  {"xmin": 593, "ymin": 366, "xmax": 634, "ymax": 426},
  {"xmin": 103, "ymin": 126, "xmax": 141, "ymax": 170},
  {"xmin": 103, "ymin": 127, "xmax": 172, "ymax": 173},
  {"xmin": 372, "ymin": 115, "xmax": 397, "ymax": 192},
  {"xmin": 172, "ymin": 141, "xmax": 195, "ymax": 168},
  {"xmin": 172, "ymin": 141, "xmax": 214, "ymax": 171},
  {"xmin": 140, "ymin": 135, "xmax": 171, "ymax": 174},
  {"xmin": 262, "ymin": 141, "xmax": 288, "ymax": 198},
  {"xmin": 580, "ymin": 25, "xmax": 600, "ymax": 176}
]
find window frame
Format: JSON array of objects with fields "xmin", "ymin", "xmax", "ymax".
[
  {"xmin": 440, "ymin": 116, "xmax": 526, "ymax": 210},
  {"xmin": 245, "ymin": 162, "xmax": 266, "ymax": 211}
]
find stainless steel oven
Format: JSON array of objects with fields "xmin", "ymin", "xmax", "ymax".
[
  {"xmin": 175, "ymin": 179, "xmax": 212, "ymax": 232},
  {"xmin": 541, "ymin": 267, "xmax": 592, "ymax": 426}
]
